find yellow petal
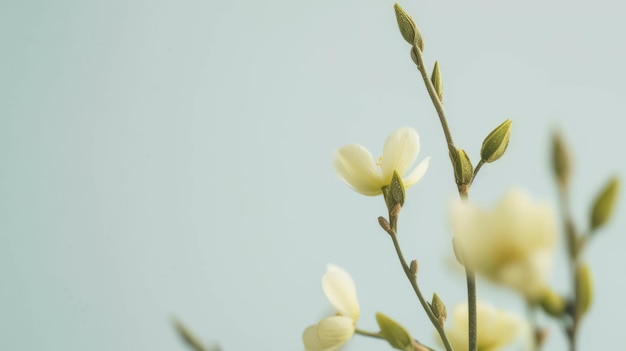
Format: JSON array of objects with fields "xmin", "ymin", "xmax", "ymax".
[
  {"xmin": 381, "ymin": 127, "xmax": 420, "ymax": 184},
  {"xmin": 317, "ymin": 316, "xmax": 355, "ymax": 349},
  {"xmin": 322, "ymin": 264, "xmax": 359, "ymax": 321},
  {"xmin": 334, "ymin": 144, "xmax": 383, "ymax": 195},
  {"xmin": 403, "ymin": 156, "xmax": 430, "ymax": 188}
]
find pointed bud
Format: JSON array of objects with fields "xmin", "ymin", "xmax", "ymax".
[
  {"xmin": 172, "ymin": 318, "xmax": 207, "ymax": 351},
  {"xmin": 590, "ymin": 177, "xmax": 619, "ymax": 231},
  {"xmin": 551, "ymin": 132, "xmax": 571, "ymax": 189},
  {"xmin": 451, "ymin": 148, "xmax": 473, "ymax": 187},
  {"xmin": 409, "ymin": 259, "xmax": 418, "ymax": 275},
  {"xmin": 480, "ymin": 119, "xmax": 512, "ymax": 163},
  {"xmin": 430, "ymin": 293, "xmax": 447, "ymax": 324},
  {"xmin": 575, "ymin": 263, "xmax": 593, "ymax": 318},
  {"xmin": 539, "ymin": 288, "xmax": 566, "ymax": 317},
  {"xmin": 431, "ymin": 61, "xmax": 443, "ymax": 102},
  {"xmin": 376, "ymin": 312, "xmax": 413, "ymax": 350},
  {"xmin": 393, "ymin": 3, "xmax": 423, "ymax": 51},
  {"xmin": 378, "ymin": 216, "xmax": 392, "ymax": 233},
  {"xmin": 386, "ymin": 170, "xmax": 406, "ymax": 211}
]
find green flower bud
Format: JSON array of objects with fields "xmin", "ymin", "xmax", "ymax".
[
  {"xmin": 431, "ymin": 293, "xmax": 447, "ymax": 324},
  {"xmin": 431, "ymin": 61, "xmax": 443, "ymax": 102},
  {"xmin": 451, "ymin": 148, "xmax": 473, "ymax": 187},
  {"xmin": 480, "ymin": 119, "xmax": 512, "ymax": 163},
  {"xmin": 393, "ymin": 3, "xmax": 424, "ymax": 51},
  {"xmin": 551, "ymin": 132, "xmax": 571, "ymax": 189},
  {"xmin": 538, "ymin": 288, "xmax": 566, "ymax": 317},
  {"xmin": 575, "ymin": 263, "xmax": 593, "ymax": 318},
  {"xmin": 375, "ymin": 312, "xmax": 413, "ymax": 350},
  {"xmin": 590, "ymin": 177, "xmax": 619, "ymax": 231}
]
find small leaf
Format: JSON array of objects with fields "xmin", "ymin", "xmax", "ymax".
[
  {"xmin": 376, "ymin": 312, "xmax": 413, "ymax": 350},
  {"xmin": 431, "ymin": 61, "xmax": 443, "ymax": 102},
  {"xmin": 480, "ymin": 119, "xmax": 512, "ymax": 163},
  {"xmin": 590, "ymin": 177, "xmax": 619, "ymax": 231}
]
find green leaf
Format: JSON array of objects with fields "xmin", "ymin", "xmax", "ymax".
[{"xmin": 551, "ymin": 132, "xmax": 571, "ymax": 189}]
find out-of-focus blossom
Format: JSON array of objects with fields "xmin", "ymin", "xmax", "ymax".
[
  {"xmin": 450, "ymin": 189, "xmax": 557, "ymax": 300},
  {"xmin": 334, "ymin": 127, "xmax": 430, "ymax": 196},
  {"xmin": 302, "ymin": 264, "xmax": 359, "ymax": 351},
  {"xmin": 442, "ymin": 301, "xmax": 525, "ymax": 351}
]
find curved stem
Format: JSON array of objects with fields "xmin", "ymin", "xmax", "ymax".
[
  {"xmin": 412, "ymin": 45, "xmax": 477, "ymax": 351},
  {"xmin": 384, "ymin": 227, "xmax": 454, "ymax": 351}
]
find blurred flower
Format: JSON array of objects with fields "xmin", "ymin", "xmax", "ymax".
[
  {"xmin": 334, "ymin": 127, "xmax": 430, "ymax": 196},
  {"xmin": 441, "ymin": 301, "xmax": 525, "ymax": 351},
  {"xmin": 450, "ymin": 189, "xmax": 557, "ymax": 300},
  {"xmin": 302, "ymin": 264, "xmax": 360, "ymax": 351}
]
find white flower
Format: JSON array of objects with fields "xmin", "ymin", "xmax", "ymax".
[
  {"xmin": 442, "ymin": 301, "xmax": 525, "ymax": 351},
  {"xmin": 334, "ymin": 127, "xmax": 430, "ymax": 196},
  {"xmin": 302, "ymin": 264, "xmax": 360, "ymax": 351},
  {"xmin": 450, "ymin": 189, "xmax": 557, "ymax": 300}
]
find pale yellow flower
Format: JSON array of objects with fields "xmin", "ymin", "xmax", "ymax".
[
  {"xmin": 450, "ymin": 189, "xmax": 557, "ymax": 300},
  {"xmin": 302, "ymin": 264, "xmax": 360, "ymax": 351},
  {"xmin": 442, "ymin": 301, "xmax": 525, "ymax": 351},
  {"xmin": 334, "ymin": 127, "xmax": 430, "ymax": 196}
]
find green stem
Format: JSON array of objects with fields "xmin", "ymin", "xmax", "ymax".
[
  {"xmin": 465, "ymin": 269, "xmax": 477, "ymax": 351},
  {"xmin": 384, "ymin": 226, "xmax": 455, "ymax": 351},
  {"xmin": 411, "ymin": 47, "xmax": 456, "ymax": 156},
  {"xmin": 412, "ymin": 45, "xmax": 477, "ymax": 351},
  {"xmin": 355, "ymin": 328, "xmax": 385, "ymax": 339}
]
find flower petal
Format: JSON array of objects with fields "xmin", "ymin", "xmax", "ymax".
[
  {"xmin": 334, "ymin": 144, "xmax": 383, "ymax": 195},
  {"xmin": 381, "ymin": 127, "xmax": 420, "ymax": 184},
  {"xmin": 403, "ymin": 156, "xmax": 430, "ymax": 188},
  {"xmin": 303, "ymin": 325, "xmax": 325, "ymax": 351},
  {"xmin": 317, "ymin": 316, "xmax": 355, "ymax": 349},
  {"xmin": 322, "ymin": 264, "xmax": 359, "ymax": 321}
]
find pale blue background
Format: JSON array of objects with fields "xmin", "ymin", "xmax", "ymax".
[{"xmin": 2, "ymin": 0, "xmax": 625, "ymax": 350}]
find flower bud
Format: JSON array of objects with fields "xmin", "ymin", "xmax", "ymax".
[
  {"xmin": 575, "ymin": 263, "xmax": 593, "ymax": 318},
  {"xmin": 409, "ymin": 259, "xmax": 418, "ymax": 275},
  {"xmin": 480, "ymin": 119, "xmax": 512, "ymax": 163},
  {"xmin": 431, "ymin": 61, "xmax": 443, "ymax": 102},
  {"xmin": 393, "ymin": 3, "xmax": 424, "ymax": 51},
  {"xmin": 539, "ymin": 288, "xmax": 566, "ymax": 317},
  {"xmin": 551, "ymin": 132, "xmax": 571, "ymax": 189},
  {"xmin": 590, "ymin": 177, "xmax": 619, "ymax": 231},
  {"xmin": 376, "ymin": 312, "xmax": 413, "ymax": 350},
  {"xmin": 451, "ymin": 148, "xmax": 473, "ymax": 187},
  {"xmin": 431, "ymin": 293, "xmax": 447, "ymax": 324},
  {"xmin": 384, "ymin": 170, "xmax": 406, "ymax": 212}
]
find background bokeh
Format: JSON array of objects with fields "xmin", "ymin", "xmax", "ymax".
[{"xmin": 2, "ymin": 0, "xmax": 625, "ymax": 350}]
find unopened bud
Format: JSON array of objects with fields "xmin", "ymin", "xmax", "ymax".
[
  {"xmin": 480, "ymin": 119, "xmax": 512, "ymax": 163},
  {"xmin": 575, "ymin": 263, "xmax": 593, "ymax": 318},
  {"xmin": 551, "ymin": 132, "xmax": 571, "ymax": 189},
  {"xmin": 375, "ymin": 312, "xmax": 413, "ymax": 351},
  {"xmin": 590, "ymin": 177, "xmax": 619, "ymax": 231},
  {"xmin": 451, "ymin": 148, "xmax": 473, "ymax": 187},
  {"xmin": 378, "ymin": 216, "xmax": 392, "ymax": 232},
  {"xmin": 539, "ymin": 288, "xmax": 566, "ymax": 317},
  {"xmin": 431, "ymin": 61, "xmax": 443, "ymax": 102},
  {"xmin": 409, "ymin": 259, "xmax": 418, "ymax": 275},
  {"xmin": 393, "ymin": 3, "xmax": 424, "ymax": 51},
  {"xmin": 430, "ymin": 293, "xmax": 447, "ymax": 324}
]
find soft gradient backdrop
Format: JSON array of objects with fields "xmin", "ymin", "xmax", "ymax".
[{"xmin": 2, "ymin": 0, "xmax": 625, "ymax": 350}]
